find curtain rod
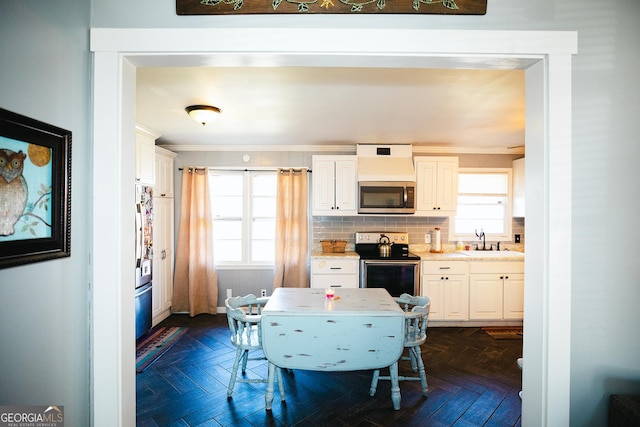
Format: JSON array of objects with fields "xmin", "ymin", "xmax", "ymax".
[{"xmin": 178, "ymin": 167, "xmax": 311, "ymax": 173}]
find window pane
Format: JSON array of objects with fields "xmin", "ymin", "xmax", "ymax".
[
  {"xmin": 214, "ymin": 220, "xmax": 242, "ymax": 239},
  {"xmin": 212, "ymin": 196, "xmax": 243, "ymax": 217},
  {"xmin": 253, "ymin": 197, "xmax": 276, "ymax": 217},
  {"xmin": 252, "ymin": 240, "xmax": 275, "ymax": 262},
  {"xmin": 211, "ymin": 174, "xmax": 243, "ymax": 195},
  {"xmin": 253, "ymin": 174, "xmax": 277, "ymax": 196},
  {"xmin": 214, "ymin": 239, "xmax": 242, "ymax": 262},
  {"xmin": 454, "ymin": 169, "xmax": 511, "ymax": 238},
  {"xmin": 455, "ymin": 219, "xmax": 505, "ymax": 234},
  {"xmin": 459, "ymin": 173, "xmax": 508, "ymax": 194},
  {"xmin": 253, "ymin": 218, "xmax": 275, "ymax": 240},
  {"xmin": 209, "ymin": 170, "xmax": 277, "ymax": 265},
  {"xmin": 211, "ymin": 173, "xmax": 244, "ymax": 218},
  {"xmin": 457, "ymin": 204, "xmax": 505, "ymax": 220},
  {"xmin": 459, "ymin": 195, "xmax": 506, "ymax": 205}
]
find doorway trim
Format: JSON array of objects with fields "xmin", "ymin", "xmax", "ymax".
[{"xmin": 90, "ymin": 28, "xmax": 577, "ymax": 427}]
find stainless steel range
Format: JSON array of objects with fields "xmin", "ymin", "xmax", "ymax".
[{"xmin": 355, "ymin": 232, "xmax": 421, "ymax": 297}]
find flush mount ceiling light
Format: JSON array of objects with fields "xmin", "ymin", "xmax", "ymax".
[{"xmin": 185, "ymin": 105, "xmax": 221, "ymax": 126}]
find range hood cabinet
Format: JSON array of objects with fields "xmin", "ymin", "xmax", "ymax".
[{"xmin": 356, "ymin": 144, "xmax": 416, "ymax": 182}]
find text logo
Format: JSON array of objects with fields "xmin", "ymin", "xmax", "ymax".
[{"xmin": 0, "ymin": 405, "xmax": 64, "ymax": 427}]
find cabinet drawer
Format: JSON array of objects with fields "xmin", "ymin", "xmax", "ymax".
[
  {"xmin": 469, "ymin": 261, "xmax": 524, "ymax": 274},
  {"xmin": 311, "ymin": 274, "xmax": 359, "ymax": 289},
  {"xmin": 311, "ymin": 259, "xmax": 359, "ymax": 275},
  {"xmin": 422, "ymin": 261, "xmax": 468, "ymax": 275}
]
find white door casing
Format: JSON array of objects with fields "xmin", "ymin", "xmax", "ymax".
[{"xmin": 91, "ymin": 28, "xmax": 576, "ymax": 427}]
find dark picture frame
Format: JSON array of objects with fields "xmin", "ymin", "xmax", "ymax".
[
  {"xmin": 0, "ymin": 108, "xmax": 71, "ymax": 269},
  {"xmin": 177, "ymin": 0, "xmax": 486, "ymax": 15}
]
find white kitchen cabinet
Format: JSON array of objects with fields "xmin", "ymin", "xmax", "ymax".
[
  {"xmin": 154, "ymin": 146, "xmax": 176, "ymax": 198},
  {"xmin": 414, "ymin": 156, "xmax": 458, "ymax": 215},
  {"xmin": 135, "ymin": 125, "xmax": 158, "ymax": 185},
  {"xmin": 312, "ymin": 156, "xmax": 357, "ymax": 216},
  {"xmin": 503, "ymin": 272, "xmax": 525, "ymax": 319},
  {"xmin": 469, "ymin": 261, "xmax": 524, "ymax": 320},
  {"xmin": 310, "ymin": 258, "xmax": 359, "ymax": 289},
  {"xmin": 512, "ymin": 157, "xmax": 525, "ymax": 217},
  {"xmin": 421, "ymin": 261, "xmax": 468, "ymax": 321},
  {"xmin": 151, "ymin": 146, "xmax": 175, "ymax": 327}
]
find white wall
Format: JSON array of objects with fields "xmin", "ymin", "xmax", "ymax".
[
  {"xmin": 0, "ymin": 1, "xmax": 637, "ymax": 426},
  {"xmin": 0, "ymin": 1, "xmax": 91, "ymax": 426},
  {"xmin": 90, "ymin": 2, "xmax": 640, "ymax": 426}
]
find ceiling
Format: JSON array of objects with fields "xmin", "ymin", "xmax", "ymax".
[{"xmin": 136, "ymin": 66, "xmax": 525, "ymax": 153}]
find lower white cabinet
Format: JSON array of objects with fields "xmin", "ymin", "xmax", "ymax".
[
  {"xmin": 311, "ymin": 258, "xmax": 359, "ymax": 289},
  {"xmin": 421, "ymin": 261, "xmax": 469, "ymax": 321},
  {"xmin": 469, "ymin": 262, "xmax": 524, "ymax": 320}
]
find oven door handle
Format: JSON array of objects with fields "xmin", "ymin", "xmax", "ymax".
[{"xmin": 361, "ymin": 260, "xmax": 420, "ymax": 266}]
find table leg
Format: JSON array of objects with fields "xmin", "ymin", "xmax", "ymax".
[
  {"xmin": 389, "ymin": 361, "xmax": 401, "ymax": 410},
  {"xmin": 265, "ymin": 362, "xmax": 275, "ymax": 410}
]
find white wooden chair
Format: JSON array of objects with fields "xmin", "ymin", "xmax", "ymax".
[
  {"xmin": 225, "ymin": 294, "xmax": 285, "ymax": 400},
  {"xmin": 370, "ymin": 293, "xmax": 431, "ymax": 397}
]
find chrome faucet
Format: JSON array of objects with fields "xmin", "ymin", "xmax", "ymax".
[{"xmin": 475, "ymin": 229, "xmax": 486, "ymax": 250}]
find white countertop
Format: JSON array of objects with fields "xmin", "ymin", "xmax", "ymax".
[
  {"xmin": 311, "ymin": 250, "xmax": 360, "ymax": 259},
  {"xmin": 415, "ymin": 250, "xmax": 525, "ymax": 261},
  {"xmin": 311, "ymin": 250, "xmax": 524, "ymax": 261}
]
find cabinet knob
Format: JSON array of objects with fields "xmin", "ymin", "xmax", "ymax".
[
  {"xmin": 505, "ymin": 276, "xmax": 509, "ymax": 280},
  {"xmin": 500, "ymin": 276, "xmax": 504, "ymax": 279}
]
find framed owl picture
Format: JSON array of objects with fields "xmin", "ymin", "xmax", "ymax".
[{"xmin": 0, "ymin": 108, "xmax": 71, "ymax": 269}]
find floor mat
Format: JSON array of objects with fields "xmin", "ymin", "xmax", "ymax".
[
  {"xmin": 482, "ymin": 327, "xmax": 523, "ymax": 340},
  {"xmin": 136, "ymin": 326, "xmax": 187, "ymax": 372}
]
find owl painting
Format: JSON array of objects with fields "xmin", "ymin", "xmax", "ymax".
[{"xmin": 0, "ymin": 148, "xmax": 28, "ymax": 236}]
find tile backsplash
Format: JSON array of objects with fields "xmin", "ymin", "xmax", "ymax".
[{"xmin": 312, "ymin": 216, "xmax": 525, "ymax": 252}]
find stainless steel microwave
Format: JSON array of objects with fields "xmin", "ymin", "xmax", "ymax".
[{"xmin": 358, "ymin": 181, "xmax": 416, "ymax": 214}]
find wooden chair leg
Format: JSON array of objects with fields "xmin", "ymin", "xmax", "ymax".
[
  {"xmin": 411, "ymin": 346, "xmax": 428, "ymax": 396},
  {"xmin": 240, "ymin": 349, "xmax": 249, "ymax": 374},
  {"xmin": 228, "ymin": 347, "xmax": 244, "ymax": 397}
]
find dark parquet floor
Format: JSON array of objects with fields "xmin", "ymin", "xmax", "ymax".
[{"xmin": 136, "ymin": 314, "xmax": 523, "ymax": 427}]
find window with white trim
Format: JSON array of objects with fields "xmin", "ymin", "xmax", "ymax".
[
  {"xmin": 452, "ymin": 168, "xmax": 512, "ymax": 243},
  {"xmin": 209, "ymin": 169, "xmax": 276, "ymax": 266}
]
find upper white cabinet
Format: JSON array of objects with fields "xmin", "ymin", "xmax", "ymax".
[
  {"xmin": 312, "ymin": 156, "xmax": 357, "ymax": 216},
  {"xmin": 414, "ymin": 156, "xmax": 459, "ymax": 215},
  {"xmin": 135, "ymin": 125, "xmax": 159, "ymax": 185},
  {"xmin": 154, "ymin": 146, "xmax": 176, "ymax": 198},
  {"xmin": 512, "ymin": 157, "xmax": 525, "ymax": 217}
]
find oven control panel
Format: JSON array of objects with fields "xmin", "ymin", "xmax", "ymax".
[{"xmin": 355, "ymin": 231, "xmax": 410, "ymax": 245}]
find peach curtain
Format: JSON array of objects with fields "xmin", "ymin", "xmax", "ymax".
[
  {"xmin": 172, "ymin": 167, "xmax": 218, "ymax": 316},
  {"xmin": 272, "ymin": 168, "xmax": 310, "ymax": 289}
]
